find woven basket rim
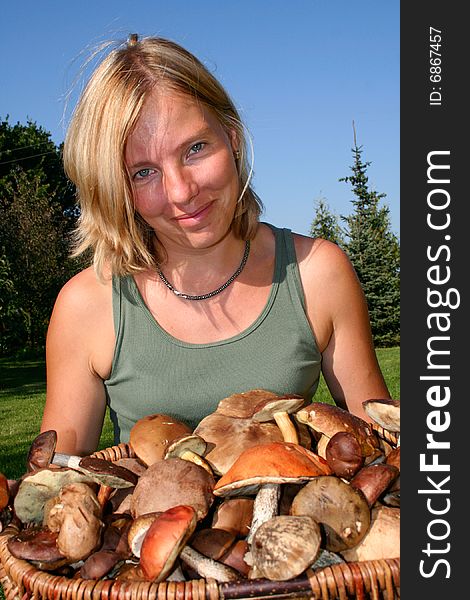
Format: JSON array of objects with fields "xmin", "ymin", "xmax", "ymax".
[{"xmin": 0, "ymin": 438, "xmax": 400, "ymax": 599}]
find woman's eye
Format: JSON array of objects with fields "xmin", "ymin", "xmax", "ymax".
[
  {"xmin": 189, "ymin": 142, "xmax": 205, "ymax": 155},
  {"xmin": 134, "ymin": 168, "xmax": 154, "ymax": 180}
]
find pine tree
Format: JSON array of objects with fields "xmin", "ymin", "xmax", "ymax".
[
  {"xmin": 310, "ymin": 197, "xmax": 344, "ymax": 246},
  {"xmin": 340, "ymin": 131, "xmax": 400, "ymax": 347}
]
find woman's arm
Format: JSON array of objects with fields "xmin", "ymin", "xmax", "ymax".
[
  {"xmin": 296, "ymin": 236, "xmax": 391, "ymax": 420},
  {"xmin": 40, "ymin": 268, "xmax": 115, "ymax": 455}
]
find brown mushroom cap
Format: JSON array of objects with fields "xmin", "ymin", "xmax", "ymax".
[
  {"xmin": 131, "ymin": 457, "xmax": 215, "ymax": 521},
  {"xmin": 350, "ymin": 463, "xmax": 399, "ymax": 507},
  {"xmin": 26, "ymin": 430, "xmax": 57, "ymax": 472},
  {"xmin": 140, "ymin": 505, "xmax": 197, "ymax": 582},
  {"xmin": 362, "ymin": 399, "xmax": 400, "ymax": 432},
  {"xmin": 129, "ymin": 414, "xmax": 192, "ymax": 466},
  {"xmin": 0, "ymin": 472, "xmax": 9, "ymax": 510},
  {"xmin": 290, "ymin": 475, "xmax": 371, "ymax": 552},
  {"xmin": 194, "ymin": 414, "xmax": 285, "ymax": 476},
  {"xmin": 216, "ymin": 389, "xmax": 282, "ymax": 418},
  {"xmin": 45, "ymin": 482, "xmax": 103, "ymax": 562},
  {"xmin": 250, "ymin": 515, "xmax": 322, "ymax": 581},
  {"xmin": 325, "ymin": 431, "xmax": 365, "ymax": 479},
  {"xmin": 77, "ymin": 457, "xmax": 138, "ymax": 488},
  {"xmin": 7, "ymin": 526, "xmax": 66, "ymax": 565},
  {"xmin": 340, "ymin": 505, "xmax": 400, "ymax": 561},
  {"xmin": 214, "ymin": 442, "xmax": 332, "ymax": 497},
  {"xmin": 14, "ymin": 468, "xmax": 95, "ymax": 524},
  {"xmin": 295, "ymin": 403, "xmax": 379, "ymax": 457},
  {"xmin": 127, "ymin": 512, "xmax": 162, "ymax": 558},
  {"xmin": 211, "ymin": 498, "xmax": 254, "ymax": 538},
  {"xmin": 191, "ymin": 528, "xmax": 237, "ymax": 561}
]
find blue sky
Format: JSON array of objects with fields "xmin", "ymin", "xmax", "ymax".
[{"xmin": 1, "ymin": 0, "xmax": 399, "ymax": 236}]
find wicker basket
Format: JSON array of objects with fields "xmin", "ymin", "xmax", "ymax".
[{"xmin": 0, "ymin": 435, "xmax": 400, "ymax": 600}]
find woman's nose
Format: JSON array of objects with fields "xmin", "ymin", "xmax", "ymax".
[{"xmin": 164, "ymin": 165, "xmax": 199, "ymax": 205}]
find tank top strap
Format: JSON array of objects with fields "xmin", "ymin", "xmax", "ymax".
[{"xmin": 267, "ymin": 223, "xmax": 307, "ymax": 313}]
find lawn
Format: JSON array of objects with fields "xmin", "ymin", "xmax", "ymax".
[{"xmin": 0, "ymin": 348, "xmax": 399, "ymax": 480}]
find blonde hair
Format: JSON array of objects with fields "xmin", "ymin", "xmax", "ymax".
[{"xmin": 64, "ymin": 35, "xmax": 263, "ymax": 278}]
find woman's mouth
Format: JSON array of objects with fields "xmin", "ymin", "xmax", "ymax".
[{"xmin": 174, "ymin": 202, "xmax": 213, "ymax": 223}]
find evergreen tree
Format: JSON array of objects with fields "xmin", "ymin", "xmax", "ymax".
[
  {"xmin": 310, "ymin": 197, "xmax": 344, "ymax": 246},
  {"xmin": 340, "ymin": 135, "xmax": 400, "ymax": 347}
]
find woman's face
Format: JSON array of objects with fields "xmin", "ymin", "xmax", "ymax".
[{"xmin": 125, "ymin": 88, "xmax": 240, "ymax": 251}]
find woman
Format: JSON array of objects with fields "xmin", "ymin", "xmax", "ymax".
[{"xmin": 41, "ymin": 35, "xmax": 390, "ymax": 455}]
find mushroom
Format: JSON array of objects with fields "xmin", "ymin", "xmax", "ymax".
[
  {"xmin": 7, "ymin": 526, "xmax": 67, "ymax": 568},
  {"xmin": 194, "ymin": 389, "xmax": 291, "ymax": 476},
  {"xmin": 362, "ymin": 399, "xmax": 401, "ymax": 432},
  {"xmin": 127, "ymin": 512, "xmax": 162, "ymax": 558},
  {"xmin": 211, "ymin": 498, "xmax": 254, "ymax": 538},
  {"xmin": 139, "ymin": 504, "xmax": 197, "ymax": 581},
  {"xmin": 26, "ymin": 430, "xmax": 58, "ymax": 471},
  {"xmin": 295, "ymin": 402, "xmax": 380, "ymax": 461},
  {"xmin": 191, "ymin": 527, "xmax": 237, "ymax": 561},
  {"xmin": 45, "ymin": 482, "xmax": 104, "ymax": 561},
  {"xmin": 214, "ymin": 442, "xmax": 332, "ymax": 543},
  {"xmin": 13, "ymin": 467, "xmax": 96, "ymax": 525},
  {"xmin": 250, "ymin": 395, "xmax": 306, "ymax": 444},
  {"xmin": 164, "ymin": 434, "xmax": 214, "ymax": 475},
  {"xmin": 324, "ymin": 431, "xmax": 365, "ymax": 480},
  {"xmin": 350, "ymin": 463, "xmax": 399, "ymax": 507},
  {"xmin": 290, "ymin": 475, "xmax": 371, "ymax": 552},
  {"xmin": 129, "ymin": 413, "xmax": 192, "ymax": 466},
  {"xmin": 340, "ymin": 505, "xmax": 400, "ymax": 561},
  {"xmin": 0, "ymin": 472, "xmax": 9, "ymax": 510},
  {"xmin": 131, "ymin": 457, "xmax": 215, "ymax": 521},
  {"xmin": 179, "ymin": 545, "xmax": 241, "ymax": 582},
  {"xmin": 249, "ymin": 515, "xmax": 322, "ymax": 581}
]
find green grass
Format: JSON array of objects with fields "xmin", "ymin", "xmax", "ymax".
[
  {"xmin": 0, "ymin": 358, "xmax": 114, "ymax": 480},
  {"xmin": 0, "ymin": 348, "xmax": 399, "ymax": 480}
]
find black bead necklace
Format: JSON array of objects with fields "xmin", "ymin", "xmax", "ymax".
[{"xmin": 156, "ymin": 240, "xmax": 250, "ymax": 301}]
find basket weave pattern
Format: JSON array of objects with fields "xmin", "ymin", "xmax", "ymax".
[{"xmin": 0, "ymin": 439, "xmax": 400, "ymax": 599}]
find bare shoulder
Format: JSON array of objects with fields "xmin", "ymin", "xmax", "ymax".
[
  {"xmin": 55, "ymin": 266, "xmax": 111, "ymax": 311},
  {"xmin": 292, "ymin": 234, "xmax": 354, "ymax": 282}
]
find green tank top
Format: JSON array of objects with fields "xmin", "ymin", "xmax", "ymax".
[{"xmin": 105, "ymin": 224, "xmax": 322, "ymax": 443}]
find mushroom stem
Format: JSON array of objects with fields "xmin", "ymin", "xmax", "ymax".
[
  {"xmin": 180, "ymin": 546, "xmax": 240, "ymax": 582},
  {"xmin": 273, "ymin": 412, "xmax": 299, "ymax": 444},
  {"xmin": 179, "ymin": 450, "xmax": 214, "ymax": 475},
  {"xmin": 51, "ymin": 453, "xmax": 82, "ymax": 469},
  {"xmin": 247, "ymin": 483, "xmax": 281, "ymax": 545}
]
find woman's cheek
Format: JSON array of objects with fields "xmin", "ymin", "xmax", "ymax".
[{"xmin": 133, "ymin": 185, "xmax": 166, "ymax": 219}]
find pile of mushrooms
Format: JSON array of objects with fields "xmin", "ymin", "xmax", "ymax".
[{"xmin": 3, "ymin": 391, "xmax": 400, "ymax": 586}]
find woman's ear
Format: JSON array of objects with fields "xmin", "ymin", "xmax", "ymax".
[{"xmin": 228, "ymin": 128, "xmax": 240, "ymax": 155}]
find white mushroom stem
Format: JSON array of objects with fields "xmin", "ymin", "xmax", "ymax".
[
  {"xmin": 180, "ymin": 546, "xmax": 240, "ymax": 582},
  {"xmin": 273, "ymin": 412, "xmax": 299, "ymax": 444},
  {"xmin": 179, "ymin": 450, "xmax": 214, "ymax": 475},
  {"xmin": 52, "ymin": 453, "xmax": 82, "ymax": 469},
  {"xmin": 247, "ymin": 483, "xmax": 281, "ymax": 545}
]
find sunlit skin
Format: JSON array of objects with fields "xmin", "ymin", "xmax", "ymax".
[
  {"xmin": 125, "ymin": 88, "xmax": 240, "ymax": 258},
  {"xmin": 41, "ymin": 88, "xmax": 391, "ymax": 456}
]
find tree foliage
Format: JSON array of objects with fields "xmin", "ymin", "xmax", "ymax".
[
  {"xmin": 0, "ymin": 118, "xmax": 80, "ymax": 355},
  {"xmin": 309, "ymin": 197, "xmax": 344, "ymax": 246},
  {"xmin": 340, "ymin": 139, "xmax": 400, "ymax": 347}
]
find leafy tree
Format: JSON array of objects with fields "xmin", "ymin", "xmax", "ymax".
[
  {"xmin": 0, "ymin": 118, "xmax": 80, "ymax": 355},
  {"xmin": 310, "ymin": 197, "xmax": 344, "ymax": 246},
  {"xmin": 340, "ymin": 135, "xmax": 400, "ymax": 347}
]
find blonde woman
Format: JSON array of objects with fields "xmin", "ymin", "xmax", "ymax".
[{"xmin": 41, "ymin": 35, "xmax": 390, "ymax": 455}]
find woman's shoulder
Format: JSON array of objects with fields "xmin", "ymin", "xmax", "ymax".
[
  {"xmin": 291, "ymin": 233, "xmax": 352, "ymax": 276},
  {"xmin": 54, "ymin": 266, "xmax": 113, "ymax": 316}
]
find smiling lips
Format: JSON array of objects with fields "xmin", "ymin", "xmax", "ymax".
[{"xmin": 174, "ymin": 201, "xmax": 213, "ymax": 222}]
